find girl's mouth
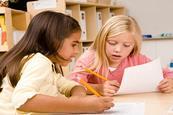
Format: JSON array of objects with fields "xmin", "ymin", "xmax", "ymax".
[{"xmin": 111, "ymin": 55, "xmax": 122, "ymax": 60}]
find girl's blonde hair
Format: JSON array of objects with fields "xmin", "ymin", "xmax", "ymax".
[{"xmin": 90, "ymin": 15, "xmax": 142, "ymax": 77}]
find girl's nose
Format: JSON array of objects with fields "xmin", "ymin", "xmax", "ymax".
[
  {"xmin": 74, "ymin": 46, "xmax": 80, "ymax": 55},
  {"xmin": 113, "ymin": 44, "xmax": 121, "ymax": 53}
]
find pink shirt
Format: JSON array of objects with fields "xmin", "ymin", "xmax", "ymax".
[{"xmin": 68, "ymin": 50, "xmax": 173, "ymax": 84}]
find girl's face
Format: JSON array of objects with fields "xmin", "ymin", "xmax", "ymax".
[
  {"xmin": 106, "ymin": 32, "xmax": 135, "ymax": 67},
  {"xmin": 58, "ymin": 32, "xmax": 81, "ymax": 66}
]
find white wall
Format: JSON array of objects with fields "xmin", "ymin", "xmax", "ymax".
[
  {"xmin": 119, "ymin": 0, "xmax": 173, "ymax": 35},
  {"xmin": 118, "ymin": 0, "xmax": 173, "ymax": 66},
  {"xmin": 141, "ymin": 39, "xmax": 173, "ymax": 67}
]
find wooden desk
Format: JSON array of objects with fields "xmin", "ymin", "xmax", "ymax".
[
  {"xmin": 18, "ymin": 92, "xmax": 173, "ymax": 115},
  {"xmin": 115, "ymin": 92, "xmax": 173, "ymax": 115}
]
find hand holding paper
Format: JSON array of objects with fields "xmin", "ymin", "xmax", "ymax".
[{"xmin": 117, "ymin": 58, "xmax": 164, "ymax": 95}]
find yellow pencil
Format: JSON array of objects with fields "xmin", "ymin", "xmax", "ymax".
[
  {"xmin": 84, "ymin": 68, "xmax": 108, "ymax": 81},
  {"xmin": 77, "ymin": 77, "xmax": 101, "ymax": 97}
]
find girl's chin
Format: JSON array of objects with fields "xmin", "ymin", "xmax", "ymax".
[{"xmin": 110, "ymin": 58, "xmax": 121, "ymax": 64}]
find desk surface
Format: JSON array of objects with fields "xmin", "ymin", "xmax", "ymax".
[
  {"xmin": 18, "ymin": 92, "xmax": 173, "ymax": 115},
  {"xmin": 115, "ymin": 92, "xmax": 173, "ymax": 115}
]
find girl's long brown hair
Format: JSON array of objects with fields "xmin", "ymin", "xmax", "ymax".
[{"xmin": 0, "ymin": 11, "xmax": 81, "ymax": 91}]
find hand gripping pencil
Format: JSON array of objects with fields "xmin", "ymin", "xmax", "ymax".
[
  {"xmin": 84, "ymin": 68, "xmax": 119, "ymax": 94},
  {"xmin": 84, "ymin": 68, "xmax": 108, "ymax": 81},
  {"xmin": 77, "ymin": 77, "xmax": 101, "ymax": 97}
]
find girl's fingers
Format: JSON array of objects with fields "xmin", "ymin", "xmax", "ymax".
[
  {"xmin": 107, "ymin": 80, "xmax": 120, "ymax": 88},
  {"xmin": 104, "ymin": 80, "xmax": 120, "ymax": 90},
  {"xmin": 158, "ymin": 83, "xmax": 169, "ymax": 89},
  {"xmin": 164, "ymin": 89, "xmax": 173, "ymax": 93},
  {"xmin": 101, "ymin": 97, "xmax": 114, "ymax": 110},
  {"xmin": 104, "ymin": 88, "xmax": 116, "ymax": 95},
  {"xmin": 159, "ymin": 79, "xmax": 168, "ymax": 86},
  {"xmin": 159, "ymin": 84, "xmax": 173, "ymax": 92},
  {"xmin": 104, "ymin": 102, "xmax": 114, "ymax": 110},
  {"xmin": 103, "ymin": 81, "xmax": 120, "ymax": 96},
  {"xmin": 105, "ymin": 85, "xmax": 119, "ymax": 91},
  {"xmin": 160, "ymin": 87, "xmax": 172, "ymax": 93},
  {"xmin": 101, "ymin": 96, "xmax": 114, "ymax": 102}
]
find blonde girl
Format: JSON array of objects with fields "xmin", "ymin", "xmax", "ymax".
[{"xmin": 69, "ymin": 15, "xmax": 173, "ymax": 96}]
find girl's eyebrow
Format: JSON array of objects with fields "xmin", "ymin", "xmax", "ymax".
[
  {"xmin": 123, "ymin": 42, "xmax": 134, "ymax": 44},
  {"xmin": 107, "ymin": 40, "xmax": 133, "ymax": 43}
]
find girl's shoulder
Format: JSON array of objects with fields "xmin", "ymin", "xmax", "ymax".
[
  {"xmin": 29, "ymin": 53, "xmax": 52, "ymax": 64},
  {"xmin": 78, "ymin": 49, "xmax": 96, "ymax": 61},
  {"xmin": 125, "ymin": 53, "xmax": 151, "ymax": 65},
  {"xmin": 22, "ymin": 53, "xmax": 53, "ymax": 70},
  {"xmin": 75, "ymin": 49, "xmax": 96, "ymax": 67},
  {"xmin": 129, "ymin": 53, "xmax": 150, "ymax": 60}
]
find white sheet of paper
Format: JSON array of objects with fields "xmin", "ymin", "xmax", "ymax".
[
  {"xmin": 117, "ymin": 58, "xmax": 164, "ymax": 95},
  {"xmin": 82, "ymin": 102, "xmax": 145, "ymax": 115},
  {"xmin": 168, "ymin": 105, "xmax": 173, "ymax": 114}
]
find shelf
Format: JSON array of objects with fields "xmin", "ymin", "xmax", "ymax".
[
  {"xmin": 66, "ymin": 1, "xmax": 124, "ymax": 8},
  {"xmin": 0, "ymin": 45, "xmax": 8, "ymax": 52},
  {"xmin": 0, "ymin": 7, "xmax": 26, "ymax": 14},
  {"xmin": 27, "ymin": 0, "xmax": 66, "ymax": 18},
  {"xmin": 143, "ymin": 37, "xmax": 173, "ymax": 41},
  {"xmin": 0, "ymin": 7, "xmax": 29, "ymax": 52},
  {"xmin": 82, "ymin": 40, "xmax": 93, "ymax": 47}
]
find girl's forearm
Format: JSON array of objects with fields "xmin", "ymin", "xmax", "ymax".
[{"xmin": 17, "ymin": 94, "xmax": 84, "ymax": 113}]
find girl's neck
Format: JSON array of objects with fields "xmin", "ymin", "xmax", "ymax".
[
  {"xmin": 109, "ymin": 61, "xmax": 121, "ymax": 68},
  {"xmin": 108, "ymin": 66, "xmax": 117, "ymax": 72}
]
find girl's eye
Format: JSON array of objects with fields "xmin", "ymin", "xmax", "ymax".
[
  {"xmin": 107, "ymin": 40, "xmax": 117, "ymax": 46},
  {"xmin": 123, "ymin": 44, "xmax": 131, "ymax": 47},
  {"xmin": 72, "ymin": 44, "xmax": 79, "ymax": 47},
  {"xmin": 72, "ymin": 44, "xmax": 77, "ymax": 47},
  {"xmin": 123, "ymin": 43, "xmax": 134, "ymax": 47}
]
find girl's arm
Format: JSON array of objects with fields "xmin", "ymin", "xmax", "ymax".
[
  {"xmin": 16, "ymin": 73, "xmax": 114, "ymax": 113},
  {"xmin": 158, "ymin": 77, "xmax": 173, "ymax": 93},
  {"xmin": 158, "ymin": 64, "xmax": 173, "ymax": 93},
  {"xmin": 18, "ymin": 94, "xmax": 114, "ymax": 113}
]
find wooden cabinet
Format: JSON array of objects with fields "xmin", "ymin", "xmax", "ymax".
[
  {"xmin": 27, "ymin": 0, "xmax": 126, "ymax": 45},
  {"xmin": 27, "ymin": 0, "xmax": 66, "ymax": 18},
  {"xmin": 0, "ymin": 7, "xmax": 30, "ymax": 52}
]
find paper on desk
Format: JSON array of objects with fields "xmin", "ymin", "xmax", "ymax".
[
  {"xmin": 82, "ymin": 102, "xmax": 145, "ymax": 115},
  {"xmin": 168, "ymin": 105, "xmax": 173, "ymax": 114},
  {"xmin": 117, "ymin": 58, "xmax": 164, "ymax": 95}
]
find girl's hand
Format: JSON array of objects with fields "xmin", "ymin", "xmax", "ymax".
[
  {"xmin": 158, "ymin": 78, "xmax": 173, "ymax": 93},
  {"xmin": 79, "ymin": 95, "xmax": 114, "ymax": 113},
  {"xmin": 102, "ymin": 80, "xmax": 120, "ymax": 96},
  {"xmin": 71, "ymin": 85, "xmax": 86, "ymax": 96}
]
